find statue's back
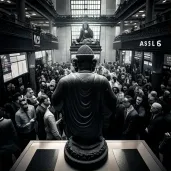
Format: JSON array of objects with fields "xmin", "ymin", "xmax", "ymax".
[{"xmin": 61, "ymin": 72, "xmax": 108, "ymax": 141}]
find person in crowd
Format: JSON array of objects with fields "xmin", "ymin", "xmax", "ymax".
[
  {"xmin": 122, "ymin": 95, "xmax": 139, "ymax": 140},
  {"xmin": 159, "ymin": 90, "xmax": 171, "ymax": 114},
  {"xmin": 36, "ymin": 95, "xmax": 50, "ymax": 140},
  {"xmin": 145, "ymin": 103, "xmax": 165, "ymax": 157},
  {"xmin": 0, "ymin": 109, "xmax": 20, "ymax": 171},
  {"xmin": 15, "ymin": 98, "xmax": 36, "ymax": 150},
  {"xmin": 38, "ymin": 84, "xmax": 47, "ymax": 97},
  {"xmin": 159, "ymin": 132, "xmax": 171, "ymax": 171},
  {"xmin": 4, "ymin": 93, "xmax": 22, "ymax": 127},
  {"xmin": 44, "ymin": 101, "xmax": 61, "ymax": 140},
  {"xmin": 25, "ymin": 88, "xmax": 35, "ymax": 105},
  {"xmin": 134, "ymin": 95, "xmax": 146, "ymax": 139}
]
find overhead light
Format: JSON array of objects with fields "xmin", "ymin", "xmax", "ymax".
[
  {"xmin": 32, "ymin": 13, "xmax": 36, "ymax": 16},
  {"xmin": 135, "ymin": 26, "xmax": 137, "ymax": 28},
  {"xmin": 139, "ymin": 10, "xmax": 144, "ymax": 13},
  {"xmin": 130, "ymin": 21, "xmax": 133, "ymax": 23},
  {"xmin": 134, "ymin": 23, "xmax": 137, "ymax": 25},
  {"xmin": 46, "ymin": 21, "xmax": 49, "ymax": 24},
  {"xmin": 7, "ymin": 0, "xmax": 11, "ymax": 3},
  {"xmin": 136, "ymin": 14, "xmax": 139, "ymax": 17},
  {"xmin": 162, "ymin": 0, "xmax": 167, "ymax": 3},
  {"xmin": 125, "ymin": 24, "xmax": 129, "ymax": 25},
  {"xmin": 142, "ymin": 14, "xmax": 145, "ymax": 17},
  {"xmin": 25, "ymin": 8, "xmax": 27, "ymax": 10},
  {"xmin": 1, "ymin": 0, "xmax": 4, "ymax": 1},
  {"xmin": 26, "ymin": 15, "xmax": 31, "ymax": 17}
]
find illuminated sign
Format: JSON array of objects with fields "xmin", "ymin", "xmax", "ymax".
[
  {"xmin": 33, "ymin": 33, "xmax": 40, "ymax": 47},
  {"xmin": 139, "ymin": 40, "xmax": 161, "ymax": 47}
]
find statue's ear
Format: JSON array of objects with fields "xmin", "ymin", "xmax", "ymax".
[
  {"xmin": 92, "ymin": 59, "xmax": 97, "ymax": 71},
  {"xmin": 73, "ymin": 58, "xmax": 78, "ymax": 70}
]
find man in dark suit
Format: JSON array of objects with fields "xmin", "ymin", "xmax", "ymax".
[
  {"xmin": 0, "ymin": 109, "xmax": 20, "ymax": 171},
  {"xmin": 145, "ymin": 102, "xmax": 165, "ymax": 157},
  {"xmin": 122, "ymin": 95, "xmax": 139, "ymax": 140}
]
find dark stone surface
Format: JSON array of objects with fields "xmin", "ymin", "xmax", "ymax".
[
  {"xmin": 26, "ymin": 149, "xmax": 58, "ymax": 171},
  {"xmin": 52, "ymin": 45, "xmax": 117, "ymax": 170}
]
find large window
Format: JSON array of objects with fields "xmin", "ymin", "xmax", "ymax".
[
  {"xmin": 72, "ymin": 24, "xmax": 100, "ymax": 42},
  {"xmin": 71, "ymin": 0, "xmax": 101, "ymax": 17},
  {"xmin": 1, "ymin": 53, "xmax": 28, "ymax": 82}
]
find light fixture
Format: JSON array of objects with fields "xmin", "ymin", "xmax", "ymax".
[
  {"xmin": 134, "ymin": 23, "xmax": 137, "ymax": 25},
  {"xmin": 142, "ymin": 14, "xmax": 145, "ymax": 17},
  {"xmin": 7, "ymin": 0, "xmax": 11, "ymax": 3},
  {"xmin": 139, "ymin": 10, "xmax": 144, "ymax": 13},
  {"xmin": 135, "ymin": 26, "xmax": 137, "ymax": 28},
  {"xmin": 162, "ymin": 0, "xmax": 167, "ymax": 3},
  {"xmin": 46, "ymin": 21, "xmax": 49, "ymax": 24},
  {"xmin": 26, "ymin": 15, "xmax": 30, "ymax": 17},
  {"xmin": 136, "ymin": 14, "xmax": 138, "ymax": 17},
  {"xmin": 32, "ymin": 13, "xmax": 36, "ymax": 16},
  {"xmin": 130, "ymin": 21, "xmax": 133, "ymax": 23},
  {"xmin": 25, "ymin": 8, "xmax": 27, "ymax": 10},
  {"xmin": 1, "ymin": 0, "xmax": 4, "ymax": 2}
]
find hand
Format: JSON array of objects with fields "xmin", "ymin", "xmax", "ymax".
[
  {"xmin": 145, "ymin": 128, "xmax": 148, "ymax": 133},
  {"xmin": 30, "ymin": 119, "xmax": 35, "ymax": 123}
]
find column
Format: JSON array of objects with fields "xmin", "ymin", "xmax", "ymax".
[
  {"xmin": 152, "ymin": 52, "xmax": 164, "ymax": 92},
  {"xmin": 27, "ymin": 52, "xmax": 37, "ymax": 93},
  {"xmin": 131, "ymin": 51, "xmax": 135, "ymax": 73},
  {"xmin": 145, "ymin": 0, "xmax": 155, "ymax": 23},
  {"xmin": 140, "ymin": 52, "xmax": 144, "ymax": 74},
  {"xmin": 0, "ymin": 58, "xmax": 6, "ymax": 106},
  {"xmin": 49, "ymin": 20, "xmax": 53, "ymax": 34},
  {"xmin": 120, "ymin": 20, "xmax": 124, "ymax": 34},
  {"xmin": 119, "ymin": 50, "xmax": 123, "ymax": 66},
  {"xmin": 16, "ymin": 0, "xmax": 26, "ymax": 22}
]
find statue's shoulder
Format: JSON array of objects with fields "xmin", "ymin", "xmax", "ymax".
[{"xmin": 93, "ymin": 73, "xmax": 109, "ymax": 83}]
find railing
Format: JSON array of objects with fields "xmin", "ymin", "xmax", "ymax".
[
  {"xmin": 41, "ymin": 33, "xmax": 58, "ymax": 42},
  {"xmin": 114, "ymin": 10, "xmax": 171, "ymax": 42},
  {"xmin": 55, "ymin": 15, "xmax": 117, "ymax": 24},
  {"xmin": 39, "ymin": 0, "xmax": 57, "ymax": 14},
  {"xmin": 0, "ymin": 15, "xmax": 41, "ymax": 39},
  {"xmin": 114, "ymin": 0, "xmax": 144, "ymax": 17}
]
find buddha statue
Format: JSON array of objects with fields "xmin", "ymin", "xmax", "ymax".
[
  {"xmin": 76, "ymin": 22, "xmax": 96, "ymax": 44},
  {"xmin": 52, "ymin": 45, "xmax": 117, "ymax": 170}
]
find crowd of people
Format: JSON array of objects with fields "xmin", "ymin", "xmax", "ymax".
[{"xmin": 0, "ymin": 61, "xmax": 171, "ymax": 171}]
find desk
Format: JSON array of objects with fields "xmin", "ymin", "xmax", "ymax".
[{"xmin": 10, "ymin": 140, "xmax": 166, "ymax": 171}]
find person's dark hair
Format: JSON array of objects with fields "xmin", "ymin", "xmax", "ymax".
[
  {"xmin": 106, "ymin": 74, "xmax": 111, "ymax": 81},
  {"xmin": 12, "ymin": 92, "xmax": 21, "ymax": 102},
  {"xmin": 18, "ymin": 98, "xmax": 27, "ymax": 105},
  {"xmin": 37, "ymin": 95, "xmax": 48, "ymax": 104},
  {"xmin": 125, "ymin": 95, "xmax": 133, "ymax": 105}
]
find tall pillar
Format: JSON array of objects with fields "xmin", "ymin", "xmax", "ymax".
[
  {"xmin": 16, "ymin": 0, "xmax": 26, "ymax": 22},
  {"xmin": 145, "ymin": 0, "xmax": 154, "ymax": 23},
  {"xmin": 49, "ymin": 20, "xmax": 53, "ymax": 34},
  {"xmin": 131, "ymin": 51, "xmax": 135, "ymax": 73},
  {"xmin": 140, "ymin": 52, "xmax": 144, "ymax": 74},
  {"xmin": 120, "ymin": 20, "xmax": 124, "ymax": 34},
  {"xmin": 27, "ymin": 52, "xmax": 37, "ymax": 93},
  {"xmin": 0, "ymin": 58, "xmax": 6, "ymax": 106},
  {"xmin": 152, "ymin": 52, "xmax": 164, "ymax": 92},
  {"xmin": 119, "ymin": 50, "xmax": 123, "ymax": 66}
]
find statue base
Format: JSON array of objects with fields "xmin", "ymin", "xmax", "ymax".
[{"xmin": 64, "ymin": 136, "xmax": 108, "ymax": 170}]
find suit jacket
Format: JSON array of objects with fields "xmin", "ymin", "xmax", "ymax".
[
  {"xmin": 122, "ymin": 108, "xmax": 139, "ymax": 140},
  {"xmin": 0, "ymin": 118, "xmax": 20, "ymax": 154}
]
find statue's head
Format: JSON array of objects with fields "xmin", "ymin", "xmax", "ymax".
[
  {"xmin": 82, "ymin": 22, "xmax": 89, "ymax": 30},
  {"xmin": 75, "ymin": 45, "xmax": 96, "ymax": 71}
]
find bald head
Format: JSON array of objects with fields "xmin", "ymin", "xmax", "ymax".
[{"xmin": 151, "ymin": 102, "xmax": 162, "ymax": 114}]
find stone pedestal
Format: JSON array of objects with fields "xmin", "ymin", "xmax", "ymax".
[
  {"xmin": 10, "ymin": 141, "xmax": 166, "ymax": 171},
  {"xmin": 64, "ymin": 137, "xmax": 108, "ymax": 170}
]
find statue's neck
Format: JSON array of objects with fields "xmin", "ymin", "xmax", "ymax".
[{"xmin": 78, "ymin": 70, "xmax": 92, "ymax": 73}]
